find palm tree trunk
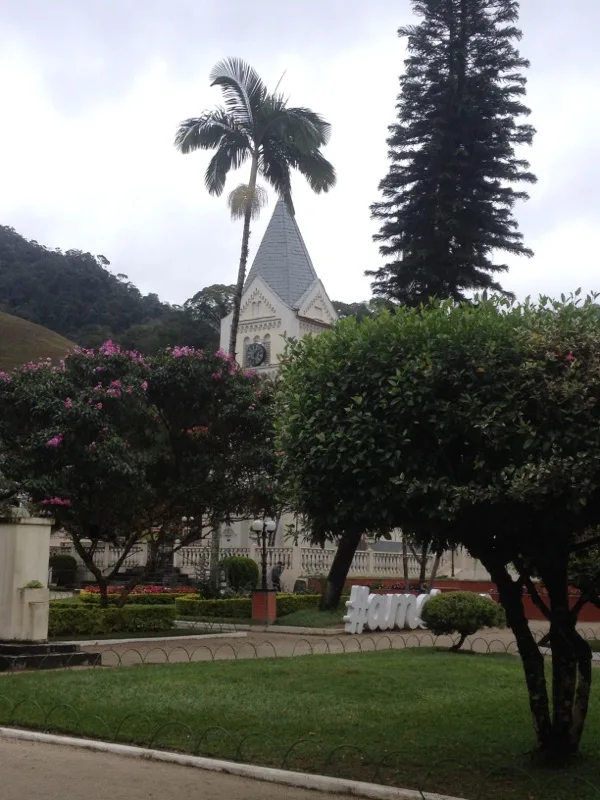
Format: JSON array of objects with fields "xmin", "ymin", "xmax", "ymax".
[{"xmin": 228, "ymin": 153, "xmax": 259, "ymax": 359}]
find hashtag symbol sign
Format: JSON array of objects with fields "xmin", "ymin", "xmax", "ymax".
[{"xmin": 343, "ymin": 585, "xmax": 370, "ymax": 634}]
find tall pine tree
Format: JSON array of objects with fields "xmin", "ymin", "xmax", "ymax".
[{"xmin": 369, "ymin": 0, "xmax": 536, "ymax": 305}]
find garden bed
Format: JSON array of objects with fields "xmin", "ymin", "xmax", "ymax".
[{"xmin": 0, "ymin": 650, "xmax": 598, "ymax": 799}]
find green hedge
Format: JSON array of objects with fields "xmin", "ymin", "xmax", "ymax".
[
  {"xmin": 79, "ymin": 592, "xmax": 194, "ymax": 606},
  {"xmin": 175, "ymin": 594, "xmax": 322, "ymax": 619},
  {"xmin": 49, "ymin": 603, "xmax": 176, "ymax": 638},
  {"xmin": 220, "ymin": 556, "xmax": 259, "ymax": 591}
]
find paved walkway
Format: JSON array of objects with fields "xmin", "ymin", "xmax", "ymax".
[
  {"xmin": 0, "ymin": 738, "xmax": 357, "ymax": 800},
  {"xmin": 74, "ymin": 621, "xmax": 590, "ymax": 667}
]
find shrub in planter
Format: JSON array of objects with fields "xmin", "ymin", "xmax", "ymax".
[
  {"xmin": 176, "ymin": 597, "xmax": 252, "ymax": 619},
  {"xmin": 79, "ymin": 591, "xmax": 191, "ymax": 606},
  {"xmin": 220, "ymin": 557, "xmax": 259, "ymax": 592},
  {"xmin": 49, "ymin": 603, "xmax": 176, "ymax": 637},
  {"xmin": 275, "ymin": 594, "xmax": 321, "ymax": 616},
  {"xmin": 421, "ymin": 591, "xmax": 506, "ymax": 650},
  {"xmin": 49, "ymin": 554, "xmax": 78, "ymax": 588}
]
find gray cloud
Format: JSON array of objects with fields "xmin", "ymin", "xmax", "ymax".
[{"xmin": 0, "ymin": 0, "xmax": 598, "ymax": 306}]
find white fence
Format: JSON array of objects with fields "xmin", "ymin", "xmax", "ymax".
[{"xmin": 50, "ymin": 540, "xmax": 450, "ymax": 584}]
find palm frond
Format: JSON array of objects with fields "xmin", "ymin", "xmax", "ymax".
[
  {"xmin": 227, "ymin": 184, "xmax": 269, "ymax": 220},
  {"xmin": 261, "ymin": 96, "xmax": 332, "ymax": 151},
  {"xmin": 204, "ymin": 145, "xmax": 251, "ymax": 196},
  {"xmin": 284, "ymin": 146, "xmax": 336, "ymax": 193},
  {"xmin": 174, "ymin": 108, "xmax": 249, "ymax": 153},
  {"xmin": 258, "ymin": 137, "xmax": 293, "ymax": 202},
  {"xmin": 209, "ymin": 57, "xmax": 267, "ymax": 132}
]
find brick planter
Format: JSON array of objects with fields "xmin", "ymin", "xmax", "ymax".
[{"xmin": 252, "ymin": 590, "xmax": 277, "ymax": 624}]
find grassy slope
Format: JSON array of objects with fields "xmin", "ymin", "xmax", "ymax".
[
  {"xmin": 0, "ymin": 312, "xmax": 73, "ymax": 372},
  {"xmin": 0, "ymin": 649, "xmax": 598, "ymax": 799}
]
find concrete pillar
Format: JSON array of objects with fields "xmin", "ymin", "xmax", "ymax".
[{"xmin": 0, "ymin": 516, "xmax": 52, "ymax": 642}]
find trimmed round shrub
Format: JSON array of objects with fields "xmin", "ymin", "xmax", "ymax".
[
  {"xmin": 49, "ymin": 554, "xmax": 78, "ymax": 587},
  {"xmin": 220, "ymin": 556, "xmax": 259, "ymax": 592},
  {"xmin": 421, "ymin": 591, "xmax": 506, "ymax": 650}
]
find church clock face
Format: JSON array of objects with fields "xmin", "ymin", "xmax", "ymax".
[{"xmin": 246, "ymin": 342, "xmax": 267, "ymax": 367}]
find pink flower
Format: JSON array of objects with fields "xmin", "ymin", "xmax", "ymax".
[
  {"xmin": 245, "ymin": 370, "xmax": 256, "ymax": 378},
  {"xmin": 141, "ymin": 381, "xmax": 148, "ymax": 392},
  {"xmin": 212, "ymin": 372, "xmax": 222, "ymax": 381},
  {"xmin": 172, "ymin": 346, "xmax": 196, "ymax": 358},
  {"xmin": 99, "ymin": 340, "xmax": 120, "ymax": 356},
  {"xmin": 64, "ymin": 397, "xmax": 72, "ymax": 409},
  {"xmin": 0, "ymin": 371, "xmax": 11, "ymax": 382},
  {"xmin": 153, "ymin": 414, "xmax": 160, "ymax": 423},
  {"xmin": 96, "ymin": 402, "xmax": 103, "ymax": 410},
  {"xmin": 40, "ymin": 497, "xmax": 71, "ymax": 507},
  {"xmin": 88, "ymin": 441, "xmax": 97, "ymax": 451},
  {"xmin": 248, "ymin": 404, "xmax": 256, "ymax": 411},
  {"xmin": 566, "ymin": 352, "xmax": 574, "ymax": 362},
  {"xmin": 46, "ymin": 434, "xmax": 64, "ymax": 448},
  {"xmin": 111, "ymin": 379, "xmax": 121, "ymax": 388},
  {"xmin": 126, "ymin": 386, "xmax": 133, "ymax": 394}
]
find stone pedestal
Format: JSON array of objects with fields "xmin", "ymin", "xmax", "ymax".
[{"xmin": 0, "ymin": 516, "xmax": 52, "ymax": 642}]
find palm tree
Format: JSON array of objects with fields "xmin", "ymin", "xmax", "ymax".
[{"xmin": 175, "ymin": 57, "xmax": 336, "ymax": 358}]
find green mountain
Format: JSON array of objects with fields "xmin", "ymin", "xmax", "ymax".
[
  {"xmin": 0, "ymin": 312, "xmax": 73, "ymax": 372},
  {"xmin": 0, "ymin": 225, "xmax": 222, "ymax": 353}
]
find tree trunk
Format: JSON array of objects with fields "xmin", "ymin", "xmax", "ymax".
[
  {"xmin": 209, "ymin": 527, "xmax": 221, "ymax": 591},
  {"xmin": 426, "ymin": 548, "xmax": 443, "ymax": 592},
  {"xmin": 544, "ymin": 572, "xmax": 593, "ymax": 758},
  {"xmin": 228, "ymin": 153, "xmax": 259, "ymax": 359},
  {"xmin": 402, "ymin": 533, "xmax": 410, "ymax": 591},
  {"xmin": 320, "ymin": 530, "xmax": 362, "ymax": 610},
  {"xmin": 485, "ymin": 559, "xmax": 554, "ymax": 752}
]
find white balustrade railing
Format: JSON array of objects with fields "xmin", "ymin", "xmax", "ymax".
[{"xmin": 49, "ymin": 535, "xmax": 453, "ymax": 582}]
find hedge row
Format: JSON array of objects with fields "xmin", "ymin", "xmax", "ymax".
[
  {"xmin": 49, "ymin": 603, "xmax": 176, "ymax": 637},
  {"xmin": 175, "ymin": 594, "xmax": 322, "ymax": 619},
  {"xmin": 79, "ymin": 592, "xmax": 195, "ymax": 606}
]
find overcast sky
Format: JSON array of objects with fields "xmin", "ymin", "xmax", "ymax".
[{"xmin": 0, "ymin": 0, "xmax": 598, "ymax": 306}]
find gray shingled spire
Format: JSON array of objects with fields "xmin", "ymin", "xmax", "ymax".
[{"xmin": 244, "ymin": 199, "xmax": 318, "ymax": 308}]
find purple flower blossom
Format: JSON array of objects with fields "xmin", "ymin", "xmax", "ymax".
[
  {"xmin": 96, "ymin": 402, "xmax": 103, "ymax": 410},
  {"xmin": 0, "ymin": 371, "xmax": 12, "ymax": 382},
  {"xmin": 46, "ymin": 434, "xmax": 64, "ymax": 448},
  {"xmin": 64, "ymin": 397, "xmax": 72, "ymax": 409}
]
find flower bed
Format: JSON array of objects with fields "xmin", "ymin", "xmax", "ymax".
[
  {"xmin": 79, "ymin": 589, "xmax": 196, "ymax": 605},
  {"xmin": 83, "ymin": 585, "xmax": 194, "ymax": 594}
]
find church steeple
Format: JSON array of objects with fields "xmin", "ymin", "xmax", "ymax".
[{"xmin": 244, "ymin": 199, "xmax": 318, "ymax": 309}]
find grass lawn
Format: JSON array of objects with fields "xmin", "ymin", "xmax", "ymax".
[
  {"xmin": 275, "ymin": 608, "xmax": 344, "ymax": 628},
  {"xmin": 0, "ymin": 650, "xmax": 598, "ymax": 799}
]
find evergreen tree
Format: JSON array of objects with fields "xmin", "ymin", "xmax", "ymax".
[{"xmin": 368, "ymin": 0, "xmax": 536, "ymax": 305}]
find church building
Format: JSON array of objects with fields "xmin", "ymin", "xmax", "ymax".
[
  {"xmin": 219, "ymin": 199, "xmax": 337, "ymax": 547},
  {"xmin": 220, "ymin": 199, "xmax": 337, "ymax": 375}
]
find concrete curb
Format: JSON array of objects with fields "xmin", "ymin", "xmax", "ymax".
[
  {"xmin": 62, "ymin": 632, "xmax": 248, "ymax": 647},
  {"xmin": 0, "ymin": 727, "xmax": 458, "ymax": 800}
]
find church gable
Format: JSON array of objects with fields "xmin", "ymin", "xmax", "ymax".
[
  {"xmin": 239, "ymin": 278, "xmax": 279, "ymax": 321},
  {"xmin": 296, "ymin": 281, "xmax": 338, "ymax": 326}
]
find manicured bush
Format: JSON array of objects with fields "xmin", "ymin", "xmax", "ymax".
[
  {"xmin": 220, "ymin": 556, "xmax": 259, "ymax": 592},
  {"xmin": 275, "ymin": 594, "xmax": 320, "ymax": 616},
  {"xmin": 49, "ymin": 554, "xmax": 78, "ymax": 588},
  {"xmin": 421, "ymin": 591, "xmax": 506, "ymax": 650},
  {"xmin": 176, "ymin": 597, "xmax": 252, "ymax": 619},
  {"xmin": 175, "ymin": 593, "xmax": 323, "ymax": 620},
  {"xmin": 49, "ymin": 603, "xmax": 176, "ymax": 638},
  {"xmin": 79, "ymin": 591, "xmax": 194, "ymax": 606}
]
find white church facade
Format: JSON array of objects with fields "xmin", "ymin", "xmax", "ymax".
[{"xmin": 218, "ymin": 199, "xmax": 338, "ymax": 550}]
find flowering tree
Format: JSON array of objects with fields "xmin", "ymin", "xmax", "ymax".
[
  {"xmin": 277, "ymin": 294, "xmax": 600, "ymax": 759},
  {"xmin": 0, "ymin": 343, "xmax": 274, "ymax": 605}
]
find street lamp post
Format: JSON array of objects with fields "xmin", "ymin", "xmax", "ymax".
[
  {"xmin": 250, "ymin": 517, "xmax": 277, "ymax": 623},
  {"xmin": 251, "ymin": 517, "xmax": 277, "ymax": 590}
]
